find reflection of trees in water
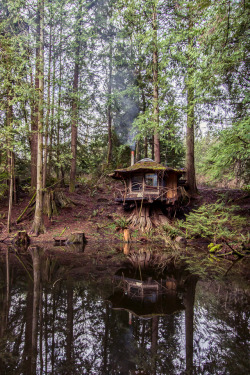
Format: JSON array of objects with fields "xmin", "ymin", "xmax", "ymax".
[
  {"xmin": 0, "ymin": 249, "xmax": 249, "ymax": 375},
  {"xmin": 193, "ymin": 281, "xmax": 250, "ymax": 375}
]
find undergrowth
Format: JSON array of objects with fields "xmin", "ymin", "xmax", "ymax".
[{"xmin": 178, "ymin": 201, "xmax": 246, "ymax": 243}]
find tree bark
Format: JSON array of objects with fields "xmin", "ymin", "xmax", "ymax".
[
  {"xmin": 56, "ymin": 15, "xmax": 63, "ymax": 180},
  {"xmin": 30, "ymin": 9, "xmax": 41, "ymax": 190},
  {"xmin": 48, "ymin": 46, "xmax": 56, "ymax": 178},
  {"xmin": 6, "ymin": 99, "xmax": 14, "ymax": 233},
  {"xmin": 31, "ymin": 0, "xmax": 44, "ymax": 235},
  {"xmin": 186, "ymin": 85, "xmax": 197, "ymax": 194},
  {"xmin": 186, "ymin": 14, "xmax": 197, "ymax": 194},
  {"xmin": 69, "ymin": 3, "xmax": 82, "ymax": 192},
  {"xmin": 152, "ymin": 5, "xmax": 160, "ymax": 163},
  {"xmin": 43, "ymin": 7, "xmax": 53, "ymax": 189},
  {"xmin": 107, "ymin": 39, "xmax": 113, "ymax": 165}
]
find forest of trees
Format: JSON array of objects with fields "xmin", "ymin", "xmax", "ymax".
[{"xmin": 0, "ymin": 0, "xmax": 249, "ymax": 233}]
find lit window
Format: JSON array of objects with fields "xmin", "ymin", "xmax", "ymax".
[{"xmin": 145, "ymin": 173, "xmax": 157, "ymax": 187}]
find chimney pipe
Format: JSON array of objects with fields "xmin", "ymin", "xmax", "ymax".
[{"xmin": 131, "ymin": 150, "xmax": 135, "ymax": 166}]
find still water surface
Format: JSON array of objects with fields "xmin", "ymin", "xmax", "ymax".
[{"xmin": 0, "ymin": 244, "xmax": 249, "ymax": 375}]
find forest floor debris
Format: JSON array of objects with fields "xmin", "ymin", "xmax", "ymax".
[{"xmin": 0, "ymin": 180, "xmax": 249, "ymax": 248}]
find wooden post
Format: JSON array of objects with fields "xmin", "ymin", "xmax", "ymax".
[
  {"xmin": 123, "ymin": 229, "xmax": 131, "ymax": 243},
  {"xmin": 123, "ymin": 243, "xmax": 131, "ymax": 254}
]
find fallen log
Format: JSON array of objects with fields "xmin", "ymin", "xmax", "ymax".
[{"xmin": 16, "ymin": 192, "xmax": 36, "ymax": 223}]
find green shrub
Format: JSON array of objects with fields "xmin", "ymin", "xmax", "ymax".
[
  {"xmin": 178, "ymin": 202, "xmax": 245, "ymax": 243},
  {"xmin": 162, "ymin": 222, "xmax": 181, "ymax": 239}
]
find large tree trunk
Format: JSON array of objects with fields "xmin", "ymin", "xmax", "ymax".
[
  {"xmin": 43, "ymin": 8, "xmax": 53, "ymax": 189},
  {"xmin": 30, "ymin": 10, "xmax": 41, "ymax": 190},
  {"xmin": 31, "ymin": 0, "xmax": 44, "ymax": 235},
  {"xmin": 152, "ymin": 5, "xmax": 160, "ymax": 163},
  {"xmin": 48, "ymin": 54, "xmax": 55, "ymax": 178},
  {"xmin": 56, "ymin": 16, "xmax": 63, "ymax": 180},
  {"xmin": 107, "ymin": 39, "xmax": 113, "ymax": 165},
  {"xmin": 69, "ymin": 56, "xmax": 79, "ymax": 193},
  {"xmin": 69, "ymin": 4, "xmax": 82, "ymax": 192},
  {"xmin": 186, "ymin": 85, "xmax": 197, "ymax": 194},
  {"xmin": 186, "ymin": 15, "xmax": 197, "ymax": 195}
]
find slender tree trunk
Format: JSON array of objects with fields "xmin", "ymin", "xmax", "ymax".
[
  {"xmin": 107, "ymin": 40, "xmax": 113, "ymax": 165},
  {"xmin": 48, "ymin": 54, "xmax": 55, "ymax": 178},
  {"xmin": 69, "ymin": 54, "xmax": 79, "ymax": 192},
  {"xmin": 31, "ymin": 0, "xmax": 44, "ymax": 235},
  {"xmin": 7, "ymin": 151, "xmax": 14, "ymax": 233},
  {"xmin": 152, "ymin": 5, "xmax": 160, "ymax": 163},
  {"xmin": 56, "ymin": 19, "xmax": 63, "ymax": 180},
  {"xmin": 30, "ymin": 13, "xmax": 41, "ymax": 190},
  {"xmin": 186, "ymin": 85, "xmax": 197, "ymax": 194},
  {"xmin": 69, "ymin": 4, "xmax": 82, "ymax": 192},
  {"xmin": 6, "ymin": 98, "xmax": 14, "ymax": 233},
  {"xmin": 43, "ymin": 12, "xmax": 53, "ymax": 189},
  {"xmin": 186, "ymin": 16, "xmax": 197, "ymax": 194}
]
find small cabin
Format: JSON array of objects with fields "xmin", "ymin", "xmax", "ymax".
[{"xmin": 111, "ymin": 158, "xmax": 185, "ymax": 205}]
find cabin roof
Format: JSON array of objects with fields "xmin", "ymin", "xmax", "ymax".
[{"xmin": 111, "ymin": 158, "xmax": 185, "ymax": 179}]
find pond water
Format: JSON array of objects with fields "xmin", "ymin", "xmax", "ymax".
[{"xmin": 0, "ymin": 244, "xmax": 249, "ymax": 375}]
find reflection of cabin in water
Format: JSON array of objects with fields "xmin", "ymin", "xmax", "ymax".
[
  {"xmin": 108, "ymin": 274, "xmax": 185, "ymax": 317},
  {"xmin": 111, "ymin": 158, "xmax": 185, "ymax": 205}
]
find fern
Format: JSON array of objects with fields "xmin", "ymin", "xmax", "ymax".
[{"xmin": 178, "ymin": 202, "xmax": 245, "ymax": 243}]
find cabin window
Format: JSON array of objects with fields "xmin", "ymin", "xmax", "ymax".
[
  {"xmin": 131, "ymin": 175, "xmax": 143, "ymax": 191},
  {"xmin": 145, "ymin": 173, "xmax": 157, "ymax": 188}
]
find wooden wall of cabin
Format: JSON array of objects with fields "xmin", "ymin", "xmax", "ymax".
[{"xmin": 165, "ymin": 173, "xmax": 178, "ymax": 201}]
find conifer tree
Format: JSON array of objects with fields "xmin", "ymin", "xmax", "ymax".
[{"xmin": 31, "ymin": 0, "xmax": 45, "ymax": 235}]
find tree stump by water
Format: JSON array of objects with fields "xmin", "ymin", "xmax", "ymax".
[
  {"xmin": 128, "ymin": 205, "xmax": 170, "ymax": 232},
  {"xmin": 12, "ymin": 231, "xmax": 30, "ymax": 246},
  {"xmin": 67, "ymin": 232, "xmax": 87, "ymax": 244}
]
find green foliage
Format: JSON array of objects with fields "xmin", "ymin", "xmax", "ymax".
[
  {"xmin": 196, "ymin": 122, "xmax": 250, "ymax": 186},
  {"xmin": 208, "ymin": 243, "xmax": 223, "ymax": 253},
  {"xmin": 162, "ymin": 222, "xmax": 181, "ymax": 239},
  {"xmin": 178, "ymin": 202, "xmax": 245, "ymax": 243},
  {"xmin": 0, "ymin": 0, "xmax": 248, "ymax": 193},
  {"xmin": 0, "ymin": 170, "xmax": 8, "ymax": 199},
  {"xmin": 113, "ymin": 215, "xmax": 129, "ymax": 229}
]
